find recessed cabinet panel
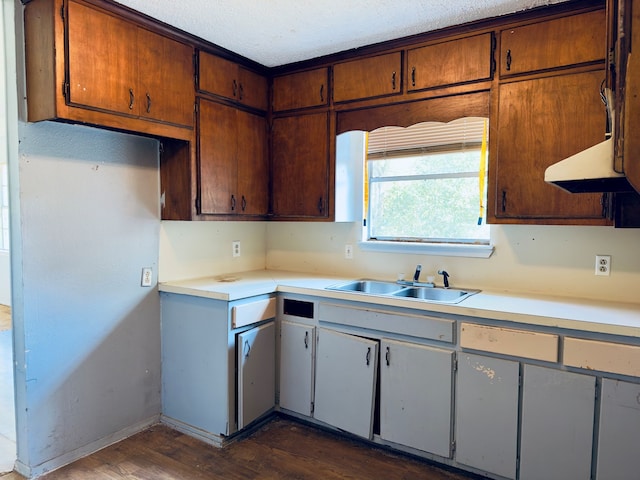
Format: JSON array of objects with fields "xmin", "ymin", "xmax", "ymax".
[
  {"xmin": 456, "ymin": 353, "xmax": 519, "ymax": 479},
  {"xmin": 407, "ymin": 33, "xmax": 493, "ymax": 91},
  {"xmin": 519, "ymin": 365, "xmax": 595, "ymax": 480},
  {"xmin": 596, "ymin": 379, "xmax": 640, "ymax": 480},
  {"xmin": 333, "ymin": 52, "xmax": 402, "ymax": 103},
  {"xmin": 380, "ymin": 340, "xmax": 453, "ymax": 457},
  {"xmin": 500, "ymin": 9, "xmax": 606, "ymax": 76},
  {"xmin": 272, "ymin": 68, "xmax": 329, "ymax": 111}
]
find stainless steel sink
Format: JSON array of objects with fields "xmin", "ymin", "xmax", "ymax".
[
  {"xmin": 327, "ymin": 280, "xmax": 405, "ymax": 295},
  {"xmin": 326, "ymin": 280, "xmax": 479, "ymax": 304},
  {"xmin": 392, "ymin": 286, "xmax": 477, "ymax": 303}
]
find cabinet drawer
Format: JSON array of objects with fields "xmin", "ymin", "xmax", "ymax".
[
  {"xmin": 333, "ymin": 52, "xmax": 402, "ymax": 103},
  {"xmin": 231, "ymin": 297, "xmax": 276, "ymax": 328},
  {"xmin": 499, "ymin": 9, "xmax": 605, "ymax": 77},
  {"xmin": 272, "ymin": 68, "xmax": 329, "ymax": 111},
  {"xmin": 460, "ymin": 323, "xmax": 558, "ymax": 362},
  {"xmin": 564, "ymin": 337, "xmax": 640, "ymax": 377},
  {"xmin": 407, "ymin": 33, "xmax": 493, "ymax": 91},
  {"xmin": 318, "ymin": 303, "xmax": 454, "ymax": 343}
]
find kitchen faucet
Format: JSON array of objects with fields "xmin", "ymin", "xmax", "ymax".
[
  {"xmin": 438, "ymin": 270, "xmax": 450, "ymax": 288},
  {"xmin": 413, "ymin": 264, "xmax": 422, "ymax": 282}
]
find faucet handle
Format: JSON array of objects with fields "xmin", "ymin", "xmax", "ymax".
[
  {"xmin": 437, "ymin": 270, "xmax": 450, "ymax": 288},
  {"xmin": 413, "ymin": 264, "xmax": 422, "ymax": 282}
]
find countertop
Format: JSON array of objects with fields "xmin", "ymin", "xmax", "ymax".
[{"xmin": 159, "ymin": 270, "xmax": 640, "ymax": 338}]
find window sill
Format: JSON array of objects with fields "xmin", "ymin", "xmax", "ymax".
[{"xmin": 358, "ymin": 240, "xmax": 494, "ymax": 258}]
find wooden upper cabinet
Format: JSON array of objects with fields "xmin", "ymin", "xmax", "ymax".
[
  {"xmin": 499, "ymin": 9, "xmax": 606, "ymax": 77},
  {"xmin": 407, "ymin": 33, "xmax": 493, "ymax": 91},
  {"xmin": 491, "ymin": 70, "xmax": 610, "ymax": 223},
  {"xmin": 271, "ymin": 112, "xmax": 330, "ymax": 218},
  {"xmin": 272, "ymin": 68, "xmax": 329, "ymax": 112},
  {"xmin": 198, "ymin": 51, "xmax": 268, "ymax": 111},
  {"xmin": 198, "ymin": 99, "xmax": 268, "ymax": 216},
  {"xmin": 333, "ymin": 52, "xmax": 402, "ymax": 103},
  {"xmin": 24, "ymin": 0, "xmax": 195, "ymax": 138}
]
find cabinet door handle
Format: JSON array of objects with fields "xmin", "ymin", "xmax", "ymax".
[
  {"xmin": 501, "ymin": 190, "xmax": 507, "ymax": 213},
  {"xmin": 317, "ymin": 197, "xmax": 323, "ymax": 214},
  {"xmin": 232, "ymin": 79, "xmax": 238, "ymax": 98},
  {"xmin": 238, "ymin": 83, "xmax": 244, "ymax": 101},
  {"xmin": 241, "ymin": 195, "xmax": 247, "ymax": 211},
  {"xmin": 411, "ymin": 67, "xmax": 416, "ymax": 87},
  {"xmin": 320, "ymin": 84, "xmax": 324, "ymax": 103},
  {"xmin": 391, "ymin": 71, "xmax": 397, "ymax": 90},
  {"xmin": 506, "ymin": 49, "xmax": 512, "ymax": 71},
  {"xmin": 385, "ymin": 346, "xmax": 390, "ymax": 366},
  {"xmin": 146, "ymin": 93, "xmax": 151, "ymax": 113},
  {"xmin": 231, "ymin": 194, "xmax": 236, "ymax": 211},
  {"xmin": 304, "ymin": 331, "xmax": 309, "ymax": 349},
  {"xmin": 366, "ymin": 347, "xmax": 371, "ymax": 366},
  {"xmin": 243, "ymin": 340, "xmax": 251, "ymax": 358},
  {"xmin": 129, "ymin": 88, "xmax": 134, "ymax": 110}
]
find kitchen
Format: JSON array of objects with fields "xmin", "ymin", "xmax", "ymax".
[{"xmin": 2, "ymin": 0, "xmax": 640, "ymax": 479}]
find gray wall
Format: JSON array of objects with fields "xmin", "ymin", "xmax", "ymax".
[{"xmin": 12, "ymin": 121, "xmax": 162, "ymax": 476}]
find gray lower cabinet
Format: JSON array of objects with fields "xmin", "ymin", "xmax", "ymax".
[
  {"xmin": 314, "ymin": 327, "xmax": 379, "ymax": 438},
  {"xmin": 455, "ymin": 353, "xmax": 519, "ymax": 479},
  {"xmin": 380, "ymin": 339, "xmax": 453, "ymax": 457},
  {"xmin": 279, "ymin": 321, "xmax": 315, "ymax": 416},
  {"xmin": 519, "ymin": 365, "xmax": 595, "ymax": 480},
  {"xmin": 596, "ymin": 378, "xmax": 640, "ymax": 480},
  {"xmin": 237, "ymin": 321, "xmax": 276, "ymax": 429}
]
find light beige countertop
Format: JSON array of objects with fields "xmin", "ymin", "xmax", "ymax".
[{"xmin": 159, "ymin": 270, "xmax": 640, "ymax": 338}]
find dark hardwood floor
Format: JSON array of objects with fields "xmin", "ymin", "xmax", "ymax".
[{"xmin": 0, "ymin": 416, "xmax": 481, "ymax": 479}]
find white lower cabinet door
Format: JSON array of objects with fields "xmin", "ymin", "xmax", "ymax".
[
  {"xmin": 314, "ymin": 327, "xmax": 378, "ymax": 439},
  {"xmin": 279, "ymin": 321, "xmax": 315, "ymax": 416},
  {"xmin": 380, "ymin": 339, "xmax": 453, "ymax": 457},
  {"xmin": 596, "ymin": 378, "xmax": 640, "ymax": 480},
  {"xmin": 237, "ymin": 321, "xmax": 276, "ymax": 429},
  {"xmin": 519, "ymin": 365, "xmax": 595, "ymax": 480},
  {"xmin": 455, "ymin": 353, "xmax": 519, "ymax": 480}
]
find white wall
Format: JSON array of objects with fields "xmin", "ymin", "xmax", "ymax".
[
  {"xmin": 266, "ymin": 222, "xmax": 640, "ymax": 304},
  {"xmin": 12, "ymin": 121, "xmax": 162, "ymax": 477}
]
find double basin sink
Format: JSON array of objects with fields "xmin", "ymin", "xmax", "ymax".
[{"xmin": 326, "ymin": 280, "xmax": 479, "ymax": 304}]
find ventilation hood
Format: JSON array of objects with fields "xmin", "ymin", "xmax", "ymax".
[{"xmin": 544, "ymin": 88, "xmax": 634, "ymax": 193}]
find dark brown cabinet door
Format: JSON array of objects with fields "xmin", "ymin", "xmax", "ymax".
[
  {"xmin": 137, "ymin": 28, "xmax": 194, "ymax": 127},
  {"xmin": 407, "ymin": 33, "xmax": 493, "ymax": 91},
  {"xmin": 500, "ymin": 9, "xmax": 606, "ymax": 77},
  {"xmin": 67, "ymin": 0, "xmax": 137, "ymax": 115},
  {"xmin": 492, "ymin": 70, "xmax": 609, "ymax": 222},
  {"xmin": 199, "ymin": 100, "xmax": 237, "ymax": 214},
  {"xmin": 272, "ymin": 68, "xmax": 329, "ymax": 112},
  {"xmin": 198, "ymin": 51, "xmax": 268, "ymax": 111},
  {"xmin": 333, "ymin": 52, "xmax": 402, "ymax": 103},
  {"xmin": 271, "ymin": 113, "xmax": 330, "ymax": 218},
  {"xmin": 198, "ymin": 99, "xmax": 268, "ymax": 215},
  {"xmin": 236, "ymin": 109, "xmax": 268, "ymax": 215}
]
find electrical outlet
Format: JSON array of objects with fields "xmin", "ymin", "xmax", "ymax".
[
  {"xmin": 345, "ymin": 244, "xmax": 353, "ymax": 259},
  {"xmin": 232, "ymin": 241, "xmax": 241, "ymax": 257},
  {"xmin": 141, "ymin": 267, "xmax": 153, "ymax": 287},
  {"xmin": 595, "ymin": 255, "xmax": 611, "ymax": 276}
]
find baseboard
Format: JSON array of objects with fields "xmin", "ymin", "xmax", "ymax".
[
  {"xmin": 15, "ymin": 414, "xmax": 161, "ymax": 479},
  {"xmin": 160, "ymin": 415, "xmax": 226, "ymax": 448}
]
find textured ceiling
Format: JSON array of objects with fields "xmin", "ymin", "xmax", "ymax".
[{"xmin": 115, "ymin": 0, "xmax": 569, "ymax": 67}]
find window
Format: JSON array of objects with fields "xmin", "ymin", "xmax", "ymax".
[{"xmin": 363, "ymin": 118, "xmax": 490, "ymax": 251}]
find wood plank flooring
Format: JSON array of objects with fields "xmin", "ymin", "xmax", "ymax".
[{"xmin": 0, "ymin": 416, "xmax": 481, "ymax": 479}]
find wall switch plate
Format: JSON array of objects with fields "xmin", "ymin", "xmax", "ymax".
[
  {"xmin": 595, "ymin": 255, "xmax": 611, "ymax": 276},
  {"xmin": 345, "ymin": 244, "xmax": 353, "ymax": 259},
  {"xmin": 232, "ymin": 241, "xmax": 241, "ymax": 257},
  {"xmin": 141, "ymin": 267, "xmax": 153, "ymax": 287}
]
